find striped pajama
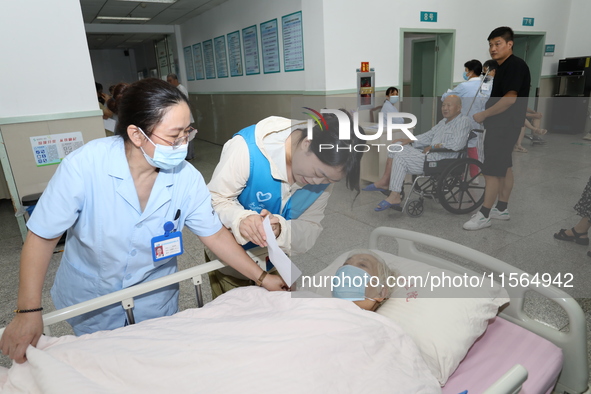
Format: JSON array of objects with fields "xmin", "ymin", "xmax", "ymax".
[
  {"xmin": 388, "ymin": 148, "xmax": 426, "ymax": 192},
  {"xmin": 386, "ymin": 115, "xmax": 472, "ymax": 193}
]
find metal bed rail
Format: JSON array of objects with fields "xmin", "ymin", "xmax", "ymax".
[{"xmin": 369, "ymin": 226, "xmax": 589, "ymax": 394}]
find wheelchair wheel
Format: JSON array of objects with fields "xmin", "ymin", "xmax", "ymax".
[
  {"xmin": 436, "ymin": 158, "xmax": 485, "ymax": 214},
  {"xmin": 406, "ymin": 199, "xmax": 424, "ymax": 217}
]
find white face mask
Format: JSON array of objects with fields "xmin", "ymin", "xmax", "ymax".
[
  {"xmin": 138, "ymin": 128, "xmax": 187, "ymax": 170},
  {"xmin": 389, "ymin": 95, "xmax": 399, "ymax": 104}
]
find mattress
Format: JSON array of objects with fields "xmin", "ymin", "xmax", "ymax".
[{"xmin": 442, "ymin": 316, "xmax": 563, "ymax": 394}]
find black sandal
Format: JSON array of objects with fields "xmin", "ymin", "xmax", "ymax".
[{"xmin": 554, "ymin": 228, "xmax": 590, "ymax": 246}]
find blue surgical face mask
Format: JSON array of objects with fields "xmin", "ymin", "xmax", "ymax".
[
  {"xmin": 138, "ymin": 128, "xmax": 187, "ymax": 170},
  {"xmin": 332, "ymin": 265, "xmax": 370, "ymax": 301},
  {"xmin": 462, "ymin": 71, "xmax": 470, "ymax": 81},
  {"xmin": 389, "ymin": 95, "xmax": 399, "ymax": 104}
]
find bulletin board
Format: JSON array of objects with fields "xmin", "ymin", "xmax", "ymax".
[{"xmin": 0, "ymin": 114, "xmax": 106, "ymax": 241}]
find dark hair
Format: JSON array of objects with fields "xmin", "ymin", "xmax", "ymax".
[
  {"xmin": 487, "ymin": 26, "xmax": 514, "ymax": 43},
  {"xmin": 166, "ymin": 73, "xmax": 179, "ymax": 81},
  {"xmin": 296, "ymin": 110, "xmax": 364, "ymax": 192},
  {"xmin": 483, "ymin": 59, "xmax": 498, "ymax": 72},
  {"xmin": 114, "ymin": 78, "xmax": 190, "ymax": 140},
  {"xmin": 385, "ymin": 87, "xmax": 399, "ymax": 96},
  {"xmin": 95, "ymin": 82, "xmax": 105, "ymax": 104},
  {"xmin": 106, "ymin": 82, "xmax": 130, "ymax": 115},
  {"xmin": 464, "ymin": 59, "xmax": 482, "ymax": 76}
]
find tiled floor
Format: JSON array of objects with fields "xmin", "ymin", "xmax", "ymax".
[{"xmin": 1, "ymin": 132, "xmax": 590, "ymax": 388}]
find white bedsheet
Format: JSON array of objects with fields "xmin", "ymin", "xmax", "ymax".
[{"xmin": 0, "ymin": 287, "xmax": 440, "ymax": 393}]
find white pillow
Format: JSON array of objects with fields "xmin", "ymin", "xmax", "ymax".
[{"xmin": 302, "ymin": 250, "xmax": 510, "ymax": 386}]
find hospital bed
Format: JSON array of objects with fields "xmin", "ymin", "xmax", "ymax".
[{"xmin": 0, "ymin": 227, "xmax": 588, "ymax": 393}]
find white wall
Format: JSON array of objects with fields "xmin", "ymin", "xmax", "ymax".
[
  {"xmin": 565, "ymin": 0, "xmax": 591, "ymax": 59},
  {"xmin": 322, "ymin": 0, "xmax": 572, "ymax": 91},
  {"xmin": 0, "ymin": 0, "xmax": 97, "ymax": 118},
  {"xmin": 90, "ymin": 49, "xmax": 138, "ymax": 91},
  {"xmin": 180, "ymin": 0, "xmax": 323, "ymax": 93}
]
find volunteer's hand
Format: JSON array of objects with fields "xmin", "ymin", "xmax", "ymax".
[
  {"xmin": 239, "ymin": 214, "xmax": 267, "ymax": 247},
  {"xmin": 261, "ymin": 273, "xmax": 289, "ymax": 292},
  {"xmin": 0, "ymin": 312, "xmax": 43, "ymax": 364},
  {"xmin": 260, "ymin": 209, "xmax": 281, "ymax": 238}
]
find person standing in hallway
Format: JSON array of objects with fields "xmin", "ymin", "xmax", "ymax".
[{"xmin": 463, "ymin": 26, "xmax": 531, "ymax": 231}]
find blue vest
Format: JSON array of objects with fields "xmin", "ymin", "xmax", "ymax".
[{"xmin": 235, "ymin": 125, "xmax": 328, "ymax": 250}]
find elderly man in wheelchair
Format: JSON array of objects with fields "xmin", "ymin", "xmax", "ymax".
[{"xmin": 373, "ymin": 95, "xmax": 474, "ymax": 213}]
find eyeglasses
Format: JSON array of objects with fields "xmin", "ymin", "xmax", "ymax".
[{"xmin": 142, "ymin": 126, "xmax": 198, "ymax": 150}]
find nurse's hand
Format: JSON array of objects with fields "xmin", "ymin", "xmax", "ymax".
[
  {"xmin": 261, "ymin": 274, "xmax": 289, "ymax": 292},
  {"xmin": 239, "ymin": 214, "xmax": 268, "ymax": 247},
  {"xmin": 0, "ymin": 312, "xmax": 44, "ymax": 364}
]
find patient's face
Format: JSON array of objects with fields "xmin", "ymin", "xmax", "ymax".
[
  {"xmin": 344, "ymin": 254, "xmax": 381, "ymax": 277},
  {"xmin": 343, "ymin": 254, "xmax": 386, "ymax": 311}
]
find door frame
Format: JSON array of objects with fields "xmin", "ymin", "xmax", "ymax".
[
  {"xmin": 400, "ymin": 28, "xmax": 455, "ymax": 129},
  {"xmin": 513, "ymin": 31, "xmax": 546, "ymax": 109}
]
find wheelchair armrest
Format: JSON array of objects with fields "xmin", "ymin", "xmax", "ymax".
[
  {"xmin": 428, "ymin": 148, "xmax": 456, "ymax": 153},
  {"xmin": 471, "ymin": 128, "xmax": 485, "ymax": 133}
]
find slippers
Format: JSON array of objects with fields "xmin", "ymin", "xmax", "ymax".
[
  {"xmin": 375, "ymin": 200, "xmax": 403, "ymax": 212},
  {"xmin": 513, "ymin": 145, "xmax": 528, "ymax": 153},
  {"xmin": 363, "ymin": 184, "xmax": 389, "ymax": 194},
  {"xmin": 554, "ymin": 228, "xmax": 590, "ymax": 245}
]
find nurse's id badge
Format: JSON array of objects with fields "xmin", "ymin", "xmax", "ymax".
[{"xmin": 151, "ymin": 220, "xmax": 183, "ymax": 262}]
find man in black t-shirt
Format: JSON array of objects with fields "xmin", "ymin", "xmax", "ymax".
[{"xmin": 464, "ymin": 26, "xmax": 531, "ymax": 231}]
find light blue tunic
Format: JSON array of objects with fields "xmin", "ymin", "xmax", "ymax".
[{"xmin": 27, "ymin": 136, "xmax": 222, "ymax": 335}]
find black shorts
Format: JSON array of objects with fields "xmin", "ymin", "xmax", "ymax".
[{"xmin": 482, "ymin": 126, "xmax": 521, "ymax": 176}]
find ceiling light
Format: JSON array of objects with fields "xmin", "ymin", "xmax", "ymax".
[
  {"xmin": 97, "ymin": 16, "xmax": 152, "ymax": 21},
  {"xmin": 117, "ymin": 0, "xmax": 177, "ymax": 3}
]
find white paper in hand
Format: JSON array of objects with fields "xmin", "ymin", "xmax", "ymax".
[{"xmin": 262, "ymin": 216, "xmax": 302, "ymax": 286}]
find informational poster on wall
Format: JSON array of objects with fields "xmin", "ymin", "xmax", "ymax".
[
  {"xmin": 242, "ymin": 25, "xmax": 260, "ymax": 75},
  {"xmin": 214, "ymin": 35, "xmax": 229, "ymax": 78},
  {"xmin": 184, "ymin": 46, "xmax": 195, "ymax": 81},
  {"xmin": 203, "ymin": 39, "xmax": 216, "ymax": 79},
  {"xmin": 227, "ymin": 31, "xmax": 243, "ymax": 77},
  {"xmin": 282, "ymin": 11, "xmax": 304, "ymax": 72},
  {"xmin": 30, "ymin": 132, "xmax": 84, "ymax": 167},
  {"xmin": 193, "ymin": 43, "xmax": 205, "ymax": 80},
  {"xmin": 260, "ymin": 19, "xmax": 280, "ymax": 74}
]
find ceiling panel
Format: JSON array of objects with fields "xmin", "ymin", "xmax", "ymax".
[{"xmin": 81, "ymin": 0, "xmax": 230, "ymax": 49}]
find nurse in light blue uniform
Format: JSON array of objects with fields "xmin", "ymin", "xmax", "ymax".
[
  {"xmin": 381, "ymin": 86, "xmax": 404, "ymax": 125},
  {"xmin": 0, "ymin": 78, "xmax": 287, "ymax": 364}
]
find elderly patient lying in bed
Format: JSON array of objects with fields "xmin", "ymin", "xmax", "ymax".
[{"xmin": 331, "ymin": 250, "xmax": 396, "ymax": 312}]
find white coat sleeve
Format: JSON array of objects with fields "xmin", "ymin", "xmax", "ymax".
[
  {"xmin": 278, "ymin": 184, "xmax": 332, "ymax": 256},
  {"xmin": 207, "ymin": 136, "xmax": 257, "ymax": 245}
]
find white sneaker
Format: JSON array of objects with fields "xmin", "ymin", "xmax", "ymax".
[
  {"xmin": 463, "ymin": 211, "xmax": 491, "ymax": 230},
  {"xmin": 490, "ymin": 208, "xmax": 510, "ymax": 220}
]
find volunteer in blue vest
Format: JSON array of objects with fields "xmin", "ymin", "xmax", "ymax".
[
  {"xmin": 0, "ymin": 78, "xmax": 287, "ymax": 364},
  {"xmin": 206, "ymin": 114, "xmax": 364, "ymax": 297}
]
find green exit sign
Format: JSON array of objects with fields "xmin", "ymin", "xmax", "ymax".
[
  {"xmin": 522, "ymin": 17, "xmax": 535, "ymax": 26},
  {"xmin": 420, "ymin": 11, "xmax": 438, "ymax": 22}
]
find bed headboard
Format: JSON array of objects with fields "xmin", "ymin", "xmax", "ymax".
[{"xmin": 368, "ymin": 227, "xmax": 589, "ymax": 394}]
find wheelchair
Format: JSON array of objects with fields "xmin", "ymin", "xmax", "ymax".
[{"xmin": 400, "ymin": 130, "xmax": 485, "ymax": 217}]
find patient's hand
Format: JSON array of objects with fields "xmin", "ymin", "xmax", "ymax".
[{"xmin": 0, "ymin": 312, "xmax": 43, "ymax": 364}]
